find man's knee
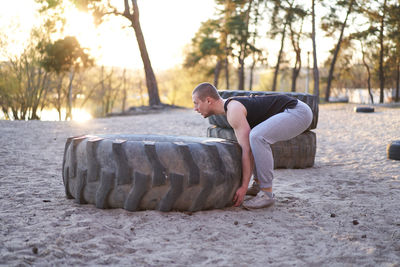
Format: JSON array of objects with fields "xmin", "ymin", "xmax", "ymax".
[{"xmin": 249, "ymin": 131, "xmax": 266, "ymax": 146}]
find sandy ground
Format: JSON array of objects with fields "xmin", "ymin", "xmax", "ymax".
[{"xmin": 0, "ymin": 103, "xmax": 399, "ymax": 266}]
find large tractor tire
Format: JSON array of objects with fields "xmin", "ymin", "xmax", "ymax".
[
  {"xmin": 208, "ymin": 90, "xmax": 319, "ymax": 130},
  {"xmin": 207, "ymin": 126, "xmax": 316, "ymax": 169},
  {"xmin": 62, "ymin": 134, "xmax": 242, "ymax": 212}
]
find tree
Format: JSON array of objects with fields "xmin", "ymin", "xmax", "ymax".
[
  {"xmin": 215, "ymin": 0, "xmax": 238, "ymax": 89},
  {"xmin": 378, "ymin": 0, "xmax": 388, "ymax": 103},
  {"xmin": 120, "ymin": 0, "xmax": 160, "ymax": 106},
  {"xmin": 268, "ymin": 0, "xmax": 306, "ymax": 92},
  {"xmin": 99, "ymin": 66, "xmax": 122, "ymax": 116},
  {"xmin": 351, "ymin": 29, "xmax": 377, "ymax": 104},
  {"xmin": 121, "ymin": 68, "xmax": 128, "ymax": 112},
  {"xmin": 184, "ymin": 19, "xmax": 224, "ymax": 87},
  {"xmin": 214, "ymin": 0, "xmax": 256, "ymax": 90},
  {"xmin": 186, "ymin": 0, "xmax": 264, "ymax": 90},
  {"xmin": 38, "ymin": 0, "xmax": 162, "ymax": 106},
  {"xmin": 287, "ymin": 3, "xmax": 306, "ymax": 92},
  {"xmin": 322, "ymin": 0, "xmax": 356, "ymax": 102},
  {"xmin": 229, "ymin": 0, "xmax": 254, "ymax": 90},
  {"xmin": 360, "ymin": 0, "xmax": 390, "ymax": 103},
  {"xmin": 248, "ymin": 48, "xmax": 266, "ymax": 91},
  {"xmin": 39, "ymin": 36, "xmax": 93, "ymax": 120},
  {"xmin": 311, "ymin": 0, "xmax": 320, "ymax": 101},
  {"xmin": 269, "ymin": 0, "xmax": 291, "ymax": 91},
  {"xmin": 247, "ymin": 0, "xmax": 267, "ymax": 91},
  {"xmin": 361, "ymin": 41, "xmax": 374, "ymax": 104},
  {"xmin": 0, "ymin": 62, "xmax": 19, "ymax": 120},
  {"xmin": 386, "ymin": 2, "xmax": 400, "ymax": 102},
  {"xmin": 0, "ymin": 27, "xmax": 54, "ymax": 120}
]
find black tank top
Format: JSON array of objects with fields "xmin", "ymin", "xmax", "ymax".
[{"xmin": 224, "ymin": 94, "xmax": 298, "ymax": 128}]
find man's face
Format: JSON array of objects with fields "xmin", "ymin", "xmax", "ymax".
[{"xmin": 192, "ymin": 93, "xmax": 211, "ymax": 118}]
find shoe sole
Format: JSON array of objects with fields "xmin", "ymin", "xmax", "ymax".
[
  {"xmin": 242, "ymin": 201, "xmax": 275, "ymax": 210},
  {"xmin": 246, "ymin": 190, "xmax": 260, "ymax": 196}
]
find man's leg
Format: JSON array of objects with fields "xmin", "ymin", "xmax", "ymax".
[
  {"xmin": 250, "ymin": 100, "xmax": 312, "ymax": 190},
  {"xmin": 244, "ymin": 101, "xmax": 312, "ymax": 209},
  {"xmin": 249, "ymin": 134, "xmax": 274, "ymax": 190}
]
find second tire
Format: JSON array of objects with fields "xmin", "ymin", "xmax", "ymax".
[{"xmin": 207, "ymin": 126, "xmax": 316, "ymax": 169}]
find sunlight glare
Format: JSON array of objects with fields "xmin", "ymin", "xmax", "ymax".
[
  {"xmin": 61, "ymin": 4, "xmax": 139, "ymax": 69},
  {"xmin": 63, "ymin": 8, "xmax": 97, "ymax": 45},
  {"xmin": 61, "ymin": 6, "xmax": 101, "ymax": 60},
  {"xmin": 39, "ymin": 108, "xmax": 92, "ymax": 122},
  {"xmin": 72, "ymin": 108, "xmax": 92, "ymax": 122}
]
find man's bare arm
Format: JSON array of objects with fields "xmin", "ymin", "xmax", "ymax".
[{"xmin": 226, "ymin": 101, "xmax": 253, "ymax": 206}]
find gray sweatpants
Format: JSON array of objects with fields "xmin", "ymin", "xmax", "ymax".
[{"xmin": 249, "ymin": 100, "xmax": 313, "ymax": 189}]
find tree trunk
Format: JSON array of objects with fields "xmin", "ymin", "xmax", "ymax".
[
  {"xmin": 1, "ymin": 107, "xmax": 10, "ymax": 120},
  {"xmin": 248, "ymin": 0, "xmax": 261, "ymax": 92},
  {"xmin": 221, "ymin": 14, "xmax": 230, "ymax": 90},
  {"xmin": 138, "ymin": 80, "xmax": 145, "ymax": 106},
  {"xmin": 289, "ymin": 17, "xmax": 303, "ymax": 93},
  {"xmin": 122, "ymin": 68, "xmax": 127, "ymax": 112},
  {"xmin": 238, "ymin": 58, "xmax": 245, "ymax": 90},
  {"xmin": 272, "ymin": 22, "xmax": 288, "ymax": 91},
  {"xmin": 291, "ymin": 64, "xmax": 300, "ymax": 92},
  {"xmin": 29, "ymin": 67, "xmax": 42, "ymax": 120},
  {"xmin": 379, "ymin": 0, "xmax": 387, "ymax": 103},
  {"xmin": 65, "ymin": 69, "xmax": 75, "ymax": 120},
  {"xmin": 30, "ymin": 69, "xmax": 49, "ymax": 120},
  {"xmin": 237, "ymin": 0, "xmax": 253, "ymax": 91},
  {"xmin": 361, "ymin": 42, "xmax": 374, "ymax": 104},
  {"xmin": 30, "ymin": 106, "xmax": 39, "ymax": 120},
  {"xmin": 20, "ymin": 99, "xmax": 26, "ymax": 120},
  {"xmin": 39, "ymin": 72, "xmax": 50, "ymax": 113},
  {"xmin": 24, "ymin": 61, "xmax": 35, "ymax": 120},
  {"xmin": 325, "ymin": 0, "xmax": 354, "ymax": 102},
  {"xmin": 225, "ymin": 53, "xmax": 230, "ymax": 89},
  {"xmin": 396, "ymin": 61, "xmax": 399, "ymax": 102},
  {"xmin": 291, "ymin": 48, "xmax": 301, "ymax": 92},
  {"xmin": 214, "ymin": 60, "xmax": 223, "ymax": 88},
  {"xmin": 106, "ymin": 73, "xmax": 114, "ymax": 114},
  {"xmin": 126, "ymin": 0, "xmax": 161, "ymax": 106},
  {"xmin": 311, "ymin": 0, "xmax": 320, "ymax": 102},
  {"xmin": 55, "ymin": 74, "xmax": 64, "ymax": 121},
  {"xmin": 249, "ymin": 60, "xmax": 256, "ymax": 91},
  {"xmin": 12, "ymin": 108, "xmax": 19, "ymax": 120},
  {"xmin": 100, "ymin": 65, "xmax": 106, "ymax": 116}
]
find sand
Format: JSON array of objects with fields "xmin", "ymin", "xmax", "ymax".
[{"xmin": 0, "ymin": 103, "xmax": 399, "ymax": 266}]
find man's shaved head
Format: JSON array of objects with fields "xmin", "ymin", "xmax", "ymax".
[{"xmin": 192, "ymin": 82, "xmax": 220, "ymax": 101}]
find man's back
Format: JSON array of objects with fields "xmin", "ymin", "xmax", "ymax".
[{"xmin": 224, "ymin": 95, "xmax": 298, "ymax": 128}]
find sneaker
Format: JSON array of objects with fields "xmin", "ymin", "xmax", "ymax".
[
  {"xmin": 246, "ymin": 181, "xmax": 260, "ymax": 196},
  {"xmin": 243, "ymin": 191, "xmax": 275, "ymax": 210}
]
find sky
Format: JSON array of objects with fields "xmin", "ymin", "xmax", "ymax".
[
  {"xmin": 0, "ymin": 0, "xmax": 216, "ymax": 71},
  {"xmin": 0, "ymin": 0, "xmax": 335, "ymax": 72}
]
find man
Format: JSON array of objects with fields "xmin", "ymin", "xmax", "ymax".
[{"xmin": 192, "ymin": 82, "xmax": 313, "ymax": 209}]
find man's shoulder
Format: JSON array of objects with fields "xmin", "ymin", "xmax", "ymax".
[
  {"xmin": 226, "ymin": 99, "xmax": 247, "ymax": 126},
  {"xmin": 226, "ymin": 98, "xmax": 246, "ymax": 112}
]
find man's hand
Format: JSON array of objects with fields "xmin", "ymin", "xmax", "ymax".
[{"xmin": 233, "ymin": 186, "xmax": 247, "ymax": 207}]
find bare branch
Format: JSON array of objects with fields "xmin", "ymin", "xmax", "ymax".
[
  {"xmin": 123, "ymin": 0, "xmax": 134, "ymax": 20},
  {"xmin": 131, "ymin": 0, "xmax": 139, "ymax": 18}
]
